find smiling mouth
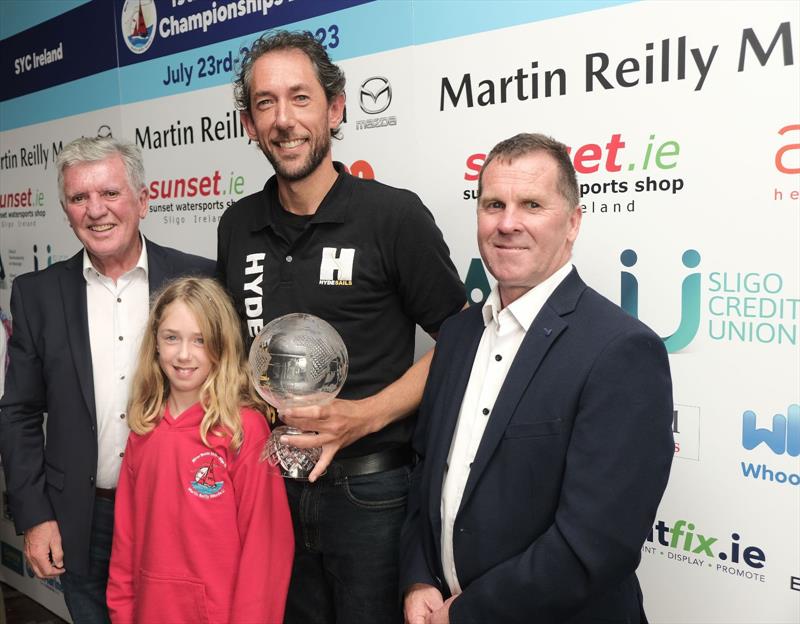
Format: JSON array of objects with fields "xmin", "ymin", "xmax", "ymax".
[
  {"xmin": 276, "ymin": 138, "xmax": 306, "ymax": 149},
  {"xmin": 173, "ymin": 366, "xmax": 197, "ymax": 378},
  {"xmin": 88, "ymin": 224, "xmax": 115, "ymax": 232}
]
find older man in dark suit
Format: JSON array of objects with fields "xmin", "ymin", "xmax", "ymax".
[
  {"xmin": 401, "ymin": 133, "xmax": 673, "ymax": 624},
  {"xmin": 0, "ymin": 136, "xmax": 214, "ymax": 623}
]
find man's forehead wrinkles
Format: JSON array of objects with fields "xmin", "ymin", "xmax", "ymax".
[
  {"xmin": 486, "ymin": 164, "xmax": 548, "ymax": 184},
  {"xmin": 483, "ymin": 173, "xmax": 543, "ymax": 195}
]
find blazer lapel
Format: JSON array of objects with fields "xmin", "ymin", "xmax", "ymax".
[
  {"xmin": 144, "ymin": 238, "xmax": 168, "ymax": 293},
  {"xmin": 60, "ymin": 252, "xmax": 96, "ymax": 425},
  {"xmin": 428, "ymin": 306, "xmax": 485, "ymax": 539},
  {"xmin": 458, "ymin": 269, "xmax": 584, "ymax": 512},
  {"xmin": 58, "ymin": 239, "xmax": 173, "ymax": 425}
]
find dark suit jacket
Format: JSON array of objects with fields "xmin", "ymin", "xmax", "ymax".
[
  {"xmin": 400, "ymin": 268, "xmax": 673, "ymax": 624},
  {"xmin": 0, "ymin": 238, "xmax": 214, "ymax": 575}
]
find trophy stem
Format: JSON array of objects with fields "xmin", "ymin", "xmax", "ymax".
[{"xmin": 262, "ymin": 425, "xmax": 322, "ymax": 480}]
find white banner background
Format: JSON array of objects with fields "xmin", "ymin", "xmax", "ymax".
[{"xmin": 1, "ymin": 1, "xmax": 797, "ymax": 622}]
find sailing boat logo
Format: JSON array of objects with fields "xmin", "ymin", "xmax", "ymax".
[
  {"xmin": 189, "ymin": 454, "xmax": 225, "ymax": 497},
  {"xmin": 121, "ymin": 0, "xmax": 157, "ymax": 55}
]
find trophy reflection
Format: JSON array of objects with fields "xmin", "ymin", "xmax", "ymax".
[{"xmin": 249, "ymin": 313, "xmax": 348, "ymax": 479}]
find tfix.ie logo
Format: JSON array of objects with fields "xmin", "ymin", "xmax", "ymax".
[
  {"xmin": 742, "ymin": 404, "xmax": 799, "ymax": 456},
  {"xmin": 646, "ymin": 519, "xmax": 766, "ymax": 569},
  {"xmin": 620, "ymin": 248, "xmax": 701, "ymax": 353}
]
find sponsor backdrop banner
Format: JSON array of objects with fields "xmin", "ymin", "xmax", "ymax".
[{"xmin": 1, "ymin": 1, "xmax": 798, "ymax": 622}]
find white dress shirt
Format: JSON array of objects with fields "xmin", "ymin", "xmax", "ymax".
[
  {"xmin": 83, "ymin": 239, "xmax": 149, "ymax": 489},
  {"xmin": 440, "ymin": 262, "xmax": 573, "ymax": 595}
]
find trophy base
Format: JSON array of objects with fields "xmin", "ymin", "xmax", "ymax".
[{"xmin": 262, "ymin": 426, "xmax": 322, "ymax": 480}]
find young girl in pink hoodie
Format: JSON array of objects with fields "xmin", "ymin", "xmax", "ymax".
[{"xmin": 107, "ymin": 277, "xmax": 293, "ymax": 623}]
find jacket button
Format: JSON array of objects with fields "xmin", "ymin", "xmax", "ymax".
[{"xmin": 89, "ymin": 476, "xmax": 95, "ymax": 484}]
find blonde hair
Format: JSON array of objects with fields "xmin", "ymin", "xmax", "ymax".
[{"xmin": 128, "ymin": 276, "xmax": 270, "ymax": 450}]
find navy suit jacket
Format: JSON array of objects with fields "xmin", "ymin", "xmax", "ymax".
[
  {"xmin": 400, "ymin": 268, "xmax": 673, "ymax": 624},
  {"xmin": 0, "ymin": 238, "xmax": 214, "ymax": 575}
]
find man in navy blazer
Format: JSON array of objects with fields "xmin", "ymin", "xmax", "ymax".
[
  {"xmin": 401, "ymin": 133, "xmax": 673, "ymax": 624},
  {"xmin": 0, "ymin": 136, "xmax": 213, "ymax": 622}
]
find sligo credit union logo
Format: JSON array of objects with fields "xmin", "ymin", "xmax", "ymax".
[
  {"xmin": 121, "ymin": 0, "xmax": 157, "ymax": 54},
  {"xmin": 467, "ymin": 247, "xmax": 796, "ymax": 353},
  {"xmin": 620, "ymin": 248, "xmax": 701, "ymax": 353},
  {"xmin": 463, "ymin": 248, "xmax": 702, "ymax": 353},
  {"xmin": 359, "ymin": 77, "xmax": 392, "ymax": 114}
]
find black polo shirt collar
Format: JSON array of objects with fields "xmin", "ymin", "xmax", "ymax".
[{"xmin": 248, "ymin": 162, "xmax": 352, "ymax": 233}]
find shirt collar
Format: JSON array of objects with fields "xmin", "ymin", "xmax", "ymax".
[
  {"xmin": 82, "ymin": 233, "xmax": 148, "ymax": 281},
  {"xmin": 482, "ymin": 262, "xmax": 573, "ymax": 331},
  {"xmin": 249, "ymin": 162, "xmax": 350, "ymax": 233}
]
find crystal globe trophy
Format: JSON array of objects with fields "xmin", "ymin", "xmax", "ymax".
[{"xmin": 249, "ymin": 313, "xmax": 348, "ymax": 479}]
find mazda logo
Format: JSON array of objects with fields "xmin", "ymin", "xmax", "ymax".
[{"xmin": 359, "ymin": 76, "xmax": 392, "ymax": 114}]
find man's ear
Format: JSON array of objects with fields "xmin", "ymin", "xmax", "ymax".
[
  {"xmin": 328, "ymin": 93, "xmax": 345, "ymax": 132},
  {"xmin": 567, "ymin": 205, "xmax": 582, "ymax": 244},
  {"xmin": 240, "ymin": 110, "xmax": 259, "ymax": 141},
  {"xmin": 137, "ymin": 186, "xmax": 149, "ymax": 219}
]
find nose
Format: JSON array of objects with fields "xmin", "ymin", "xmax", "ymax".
[
  {"xmin": 177, "ymin": 339, "xmax": 191, "ymax": 361},
  {"xmin": 85, "ymin": 193, "xmax": 108, "ymax": 219},
  {"xmin": 496, "ymin": 205, "xmax": 522, "ymax": 234},
  {"xmin": 274, "ymin": 99, "xmax": 296, "ymax": 130}
]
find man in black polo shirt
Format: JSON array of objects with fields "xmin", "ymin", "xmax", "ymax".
[{"xmin": 217, "ymin": 31, "xmax": 466, "ymax": 623}]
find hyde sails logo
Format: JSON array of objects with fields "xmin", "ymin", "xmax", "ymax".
[
  {"xmin": 319, "ymin": 247, "xmax": 355, "ymax": 286},
  {"xmin": 121, "ymin": 0, "xmax": 157, "ymax": 54}
]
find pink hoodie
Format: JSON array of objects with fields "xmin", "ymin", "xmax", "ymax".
[{"xmin": 107, "ymin": 404, "xmax": 293, "ymax": 623}]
